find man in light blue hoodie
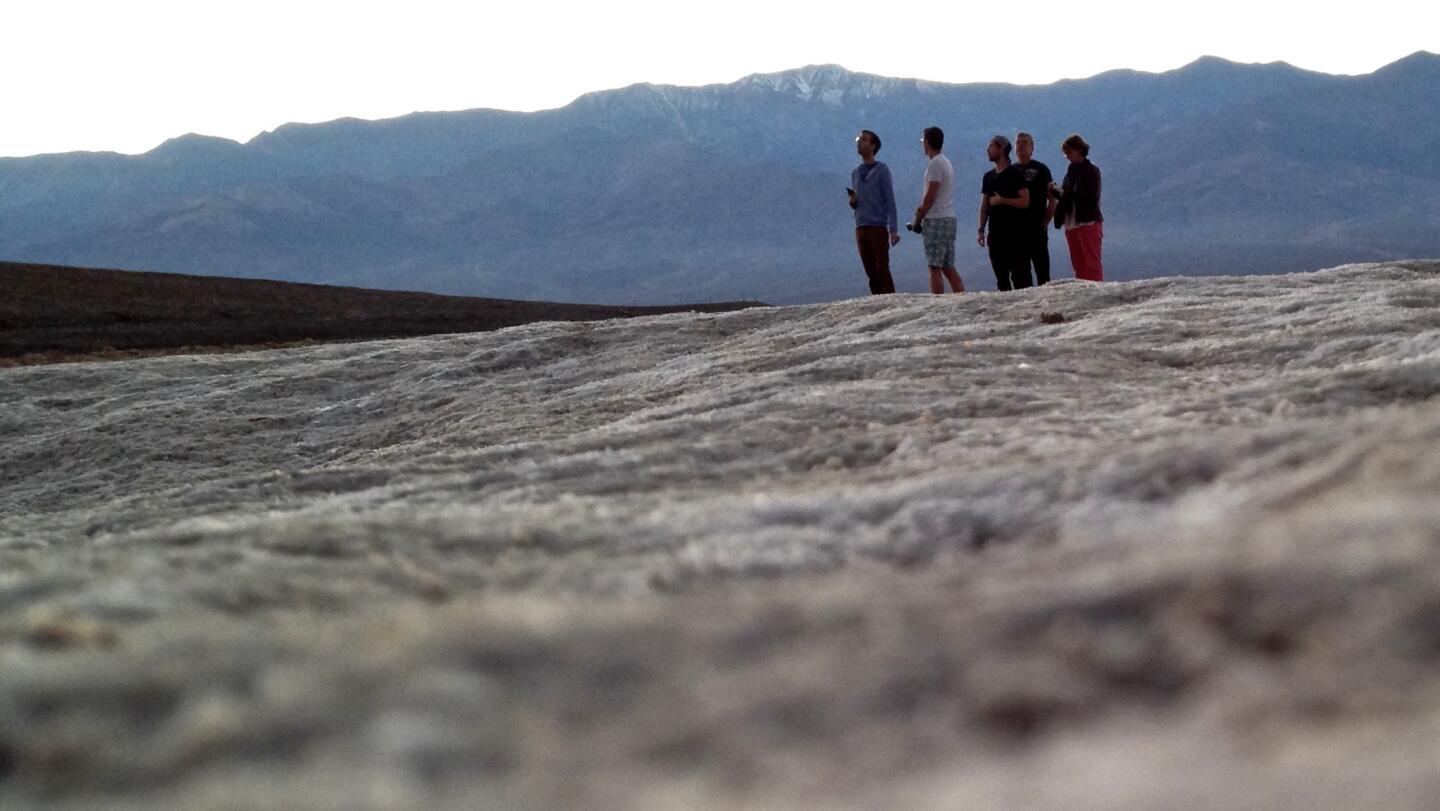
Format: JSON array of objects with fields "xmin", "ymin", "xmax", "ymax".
[{"xmin": 847, "ymin": 129, "xmax": 899, "ymax": 294}]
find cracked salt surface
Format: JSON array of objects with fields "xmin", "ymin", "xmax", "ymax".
[{"xmin": 3, "ymin": 262, "xmax": 1440, "ymax": 809}]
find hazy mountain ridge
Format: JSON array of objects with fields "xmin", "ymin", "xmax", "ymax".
[{"xmin": 2, "ymin": 53, "xmax": 1438, "ymax": 303}]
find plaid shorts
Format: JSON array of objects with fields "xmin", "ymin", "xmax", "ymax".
[{"xmin": 922, "ymin": 216, "xmax": 957, "ymax": 268}]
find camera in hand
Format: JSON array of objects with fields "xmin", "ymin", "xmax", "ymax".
[{"xmin": 905, "ymin": 221, "xmax": 923, "ymax": 234}]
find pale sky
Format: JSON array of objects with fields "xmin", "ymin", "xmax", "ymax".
[{"xmin": 4, "ymin": 0, "xmax": 1436, "ymax": 158}]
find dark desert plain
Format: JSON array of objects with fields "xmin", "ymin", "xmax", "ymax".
[
  {"xmin": 0, "ymin": 261, "xmax": 760, "ymax": 366},
  {"xmin": 4, "ymin": 257, "xmax": 1440, "ymax": 808}
]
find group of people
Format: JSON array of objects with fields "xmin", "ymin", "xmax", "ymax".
[{"xmin": 847, "ymin": 127, "xmax": 1104, "ymax": 295}]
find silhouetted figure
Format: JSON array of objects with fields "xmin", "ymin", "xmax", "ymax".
[
  {"xmin": 977, "ymin": 134, "xmax": 1032, "ymax": 291},
  {"xmin": 1014, "ymin": 132, "xmax": 1056, "ymax": 285},
  {"xmin": 848, "ymin": 129, "xmax": 899, "ymax": 294},
  {"xmin": 1052, "ymin": 133, "xmax": 1104, "ymax": 281},
  {"xmin": 913, "ymin": 127, "xmax": 964, "ymax": 294}
]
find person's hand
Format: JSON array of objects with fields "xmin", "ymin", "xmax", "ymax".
[
  {"xmin": 988, "ymin": 195, "xmax": 1003, "ymax": 207},
  {"xmin": 976, "ymin": 229, "xmax": 987, "ymax": 247},
  {"xmin": 890, "ymin": 232, "xmax": 901, "ymax": 247},
  {"xmin": 847, "ymin": 189, "xmax": 858, "ymax": 208}
]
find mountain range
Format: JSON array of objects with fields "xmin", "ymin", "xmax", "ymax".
[{"xmin": 3, "ymin": 53, "xmax": 1438, "ymax": 304}]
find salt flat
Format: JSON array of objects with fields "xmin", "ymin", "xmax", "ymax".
[{"xmin": 4, "ymin": 262, "xmax": 1440, "ymax": 809}]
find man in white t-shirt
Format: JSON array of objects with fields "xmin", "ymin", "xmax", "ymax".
[{"xmin": 912, "ymin": 126, "xmax": 964, "ymax": 294}]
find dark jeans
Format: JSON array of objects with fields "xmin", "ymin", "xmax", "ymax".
[
  {"xmin": 855, "ymin": 226, "xmax": 896, "ymax": 294},
  {"xmin": 1021, "ymin": 221, "xmax": 1051, "ymax": 286},
  {"xmin": 987, "ymin": 228, "xmax": 1032, "ymax": 291}
]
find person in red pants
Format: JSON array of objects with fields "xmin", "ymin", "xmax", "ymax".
[{"xmin": 1049, "ymin": 133, "xmax": 1104, "ymax": 281}]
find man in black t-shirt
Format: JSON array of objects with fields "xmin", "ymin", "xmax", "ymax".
[
  {"xmin": 976, "ymin": 135, "xmax": 1031, "ymax": 291},
  {"xmin": 1014, "ymin": 131, "xmax": 1056, "ymax": 285}
]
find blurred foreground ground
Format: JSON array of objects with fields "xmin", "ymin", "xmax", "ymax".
[{"xmin": 3, "ymin": 262, "xmax": 1440, "ymax": 808}]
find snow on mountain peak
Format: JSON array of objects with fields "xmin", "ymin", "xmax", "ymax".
[{"xmin": 739, "ymin": 64, "xmax": 904, "ymax": 103}]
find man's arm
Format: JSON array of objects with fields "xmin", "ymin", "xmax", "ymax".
[
  {"xmin": 1043, "ymin": 169, "xmax": 1057, "ymax": 224},
  {"xmin": 988, "ymin": 188, "xmax": 1030, "ymax": 209},
  {"xmin": 882, "ymin": 167, "xmax": 899, "ymax": 242},
  {"xmin": 914, "ymin": 180, "xmax": 940, "ymax": 223},
  {"xmin": 977, "ymin": 194, "xmax": 989, "ymax": 246}
]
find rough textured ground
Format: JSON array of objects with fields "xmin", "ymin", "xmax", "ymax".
[
  {"xmin": 0, "ymin": 262, "xmax": 759, "ymax": 364},
  {"xmin": 3, "ymin": 261, "xmax": 1440, "ymax": 809}
]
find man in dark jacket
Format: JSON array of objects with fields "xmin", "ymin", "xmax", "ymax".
[{"xmin": 1051, "ymin": 133, "xmax": 1104, "ymax": 281}]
